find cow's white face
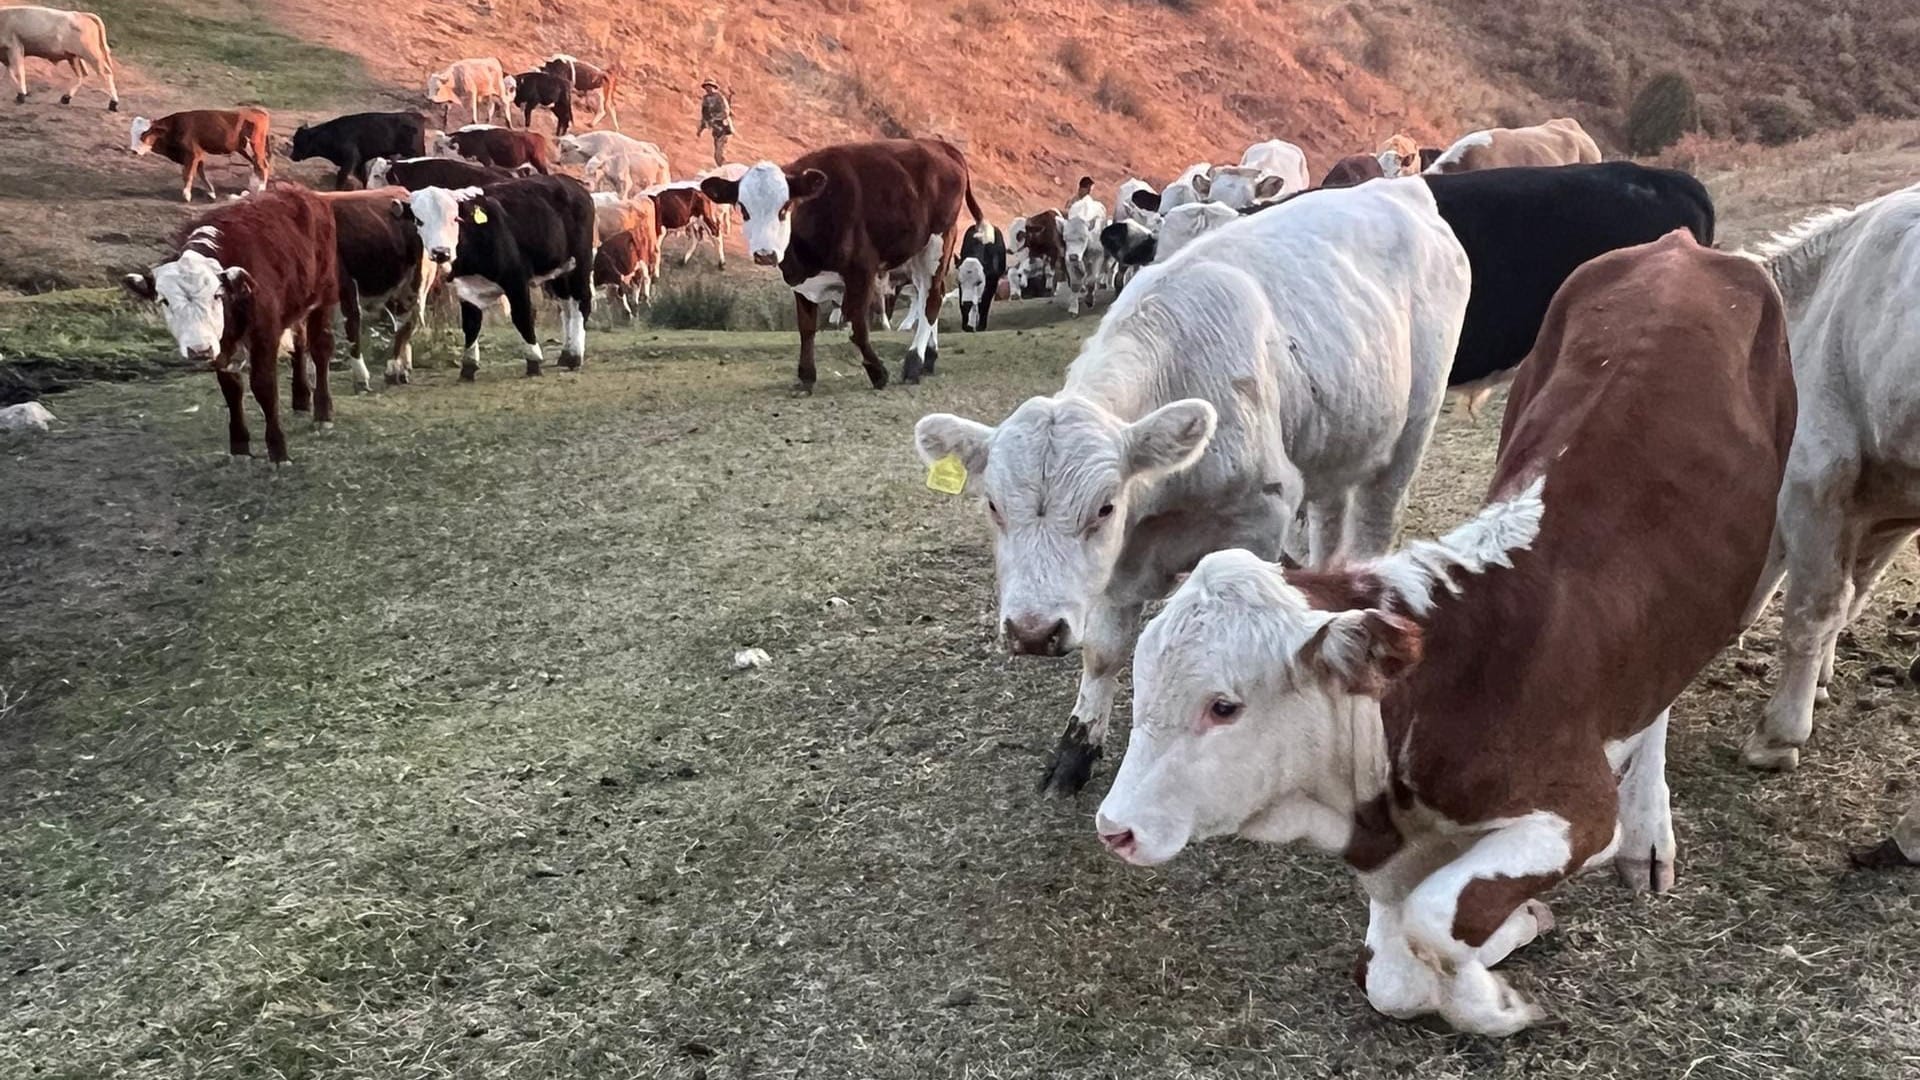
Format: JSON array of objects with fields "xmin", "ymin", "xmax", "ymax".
[
  {"xmin": 426, "ymin": 72, "xmax": 450, "ymax": 103},
  {"xmin": 129, "ymin": 250, "xmax": 248, "ymax": 364},
  {"xmin": 1156, "ymin": 203, "xmax": 1241, "ymax": 262},
  {"xmin": 915, "ymin": 396, "xmax": 1216, "ymax": 656},
  {"xmin": 1158, "ymin": 180, "xmax": 1199, "ymax": 213},
  {"xmin": 1095, "ymin": 550, "xmax": 1417, "ymax": 865},
  {"xmin": 129, "ymin": 117, "xmax": 153, "ymax": 155},
  {"xmin": 716, "ymin": 162, "xmax": 828, "ymax": 266},
  {"xmin": 400, "ymin": 187, "xmax": 480, "ymax": 264},
  {"xmin": 956, "ymin": 257, "xmax": 986, "ymax": 304}
]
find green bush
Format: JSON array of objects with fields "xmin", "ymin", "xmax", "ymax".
[
  {"xmin": 647, "ymin": 278, "xmax": 737, "ymax": 330},
  {"xmin": 1742, "ymin": 93, "xmax": 1817, "ymax": 146},
  {"xmin": 1626, "ymin": 72, "xmax": 1699, "ymax": 155}
]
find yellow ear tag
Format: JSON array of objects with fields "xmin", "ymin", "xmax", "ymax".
[
  {"xmin": 926, "ymin": 454, "xmax": 967, "ymax": 495},
  {"xmin": 470, "ymin": 208, "xmax": 488, "ymax": 224}
]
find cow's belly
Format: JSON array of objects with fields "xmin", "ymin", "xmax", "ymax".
[{"xmin": 452, "ymin": 275, "xmax": 505, "ymax": 305}]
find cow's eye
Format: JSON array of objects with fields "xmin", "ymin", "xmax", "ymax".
[
  {"xmin": 738, "ymin": 207, "xmax": 751, "ymax": 221},
  {"xmin": 1097, "ymin": 503, "xmax": 1114, "ymax": 519},
  {"xmin": 1208, "ymin": 698, "xmax": 1242, "ymax": 722},
  {"xmin": 778, "ymin": 205, "xmax": 791, "ymax": 220},
  {"xmin": 986, "ymin": 499, "xmax": 1005, "ymax": 526}
]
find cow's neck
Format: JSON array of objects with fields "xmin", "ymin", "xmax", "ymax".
[
  {"xmin": 1239, "ymin": 697, "xmax": 1395, "ymax": 857},
  {"xmin": 1060, "ymin": 340, "xmax": 1163, "ymax": 423}
]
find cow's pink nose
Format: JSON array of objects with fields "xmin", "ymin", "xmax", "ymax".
[
  {"xmin": 752, "ymin": 251, "xmax": 778, "ymax": 266},
  {"xmin": 1005, "ymin": 615, "xmax": 1070, "ymax": 656},
  {"xmin": 1100, "ymin": 828, "xmax": 1136, "ymax": 857}
]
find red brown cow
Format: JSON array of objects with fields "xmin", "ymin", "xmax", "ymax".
[
  {"xmin": 701, "ymin": 139, "xmax": 980, "ymax": 391},
  {"xmin": 1095, "ymin": 231, "xmax": 1796, "ymax": 1035},
  {"xmin": 541, "ymin": 53, "xmax": 619, "ymax": 129},
  {"xmin": 122, "ymin": 184, "xmax": 341, "ymax": 463},
  {"xmin": 318, "ymin": 187, "xmax": 429, "ymax": 390},
  {"xmin": 434, "ymin": 125, "xmax": 550, "ymax": 174},
  {"xmin": 648, "ymin": 183, "xmax": 724, "ymax": 268},
  {"xmin": 1321, "ymin": 152, "xmax": 1386, "ymax": 189},
  {"xmin": 130, "ymin": 108, "xmax": 271, "ymax": 202},
  {"xmin": 1019, "ymin": 208, "xmax": 1068, "ymax": 300},
  {"xmin": 592, "ymin": 227, "xmax": 654, "ymax": 319}
]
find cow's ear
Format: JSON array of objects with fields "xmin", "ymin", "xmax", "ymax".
[
  {"xmin": 122, "ymin": 272, "xmax": 156, "ymax": 302},
  {"xmin": 1130, "ymin": 188, "xmax": 1161, "ymax": 212},
  {"xmin": 787, "ymin": 168, "xmax": 829, "ymax": 202},
  {"xmin": 1306, "ymin": 609, "xmax": 1422, "ymax": 697},
  {"xmin": 1254, "ymin": 175, "xmax": 1287, "ymax": 199},
  {"xmin": 389, "ymin": 197, "xmax": 410, "ymax": 220},
  {"xmin": 1189, "ymin": 173, "xmax": 1213, "ymax": 198},
  {"xmin": 914, "ymin": 413, "xmax": 993, "ymax": 474},
  {"xmin": 1124, "ymin": 398, "xmax": 1215, "ymax": 479},
  {"xmin": 220, "ymin": 266, "xmax": 253, "ymax": 297},
  {"xmin": 699, "ymin": 175, "xmax": 740, "ymax": 205}
]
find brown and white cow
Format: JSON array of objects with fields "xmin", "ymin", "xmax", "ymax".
[
  {"xmin": 0, "ymin": 5, "xmax": 117, "ymax": 109},
  {"xmin": 317, "ymin": 187, "xmax": 430, "ymax": 390},
  {"xmin": 592, "ymin": 191, "xmax": 658, "ymax": 248},
  {"xmin": 1095, "ymin": 232, "xmax": 1795, "ymax": 1035},
  {"xmin": 648, "ymin": 183, "xmax": 725, "ymax": 268},
  {"xmin": 426, "ymin": 58, "xmax": 514, "ymax": 129},
  {"xmin": 592, "ymin": 227, "xmax": 655, "ymax": 319},
  {"xmin": 123, "ymin": 184, "xmax": 342, "ymax": 463},
  {"xmin": 130, "ymin": 109, "xmax": 271, "ymax": 202},
  {"xmin": 1424, "ymin": 117, "xmax": 1602, "ymax": 174},
  {"xmin": 541, "ymin": 54, "xmax": 619, "ymax": 130},
  {"xmin": 435, "ymin": 125, "xmax": 551, "ymax": 174},
  {"xmin": 700, "ymin": 138, "xmax": 980, "ymax": 391},
  {"xmin": 1019, "ymin": 208, "xmax": 1068, "ymax": 303}
]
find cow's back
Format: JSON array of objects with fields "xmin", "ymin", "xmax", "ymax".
[
  {"xmin": 1392, "ymin": 233, "xmax": 1793, "ymax": 819},
  {"xmin": 1425, "ymin": 161, "xmax": 1715, "ymax": 386},
  {"xmin": 788, "ymin": 139, "xmax": 970, "ymax": 269}
]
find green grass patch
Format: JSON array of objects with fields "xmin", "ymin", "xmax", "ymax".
[
  {"xmin": 92, "ymin": 0, "xmax": 383, "ymax": 109},
  {"xmin": 0, "ymin": 288, "xmax": 183, "ymax": 403}
]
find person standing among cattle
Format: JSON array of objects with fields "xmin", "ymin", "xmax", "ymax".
[{"xmin": 696, "ymin": 78, "xmax": 733, "ymax": 167}]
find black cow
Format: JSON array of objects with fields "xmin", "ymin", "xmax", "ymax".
[
  {"xmin": 1421, "ymin": 161, "xmax": 1716, "ymax": 408},
  {"xmin": 1100, "ymin": 219, "xmax": 1155, "ymax": 286},
  {"xmin": 956, "ymin": 222, "xmax": 1006, "ymax": 331},
  {"xmin": 393, "ymin": 174, "xmax": 596, "ymax": 380},
  {"xmin": 511, "ymin": 71, "xmax": 574, "ymax": 136},
  {"xmin": 368, "ymin": 155, "xmax": 514, "ymax": 190},
  {"xmin": 290, "ymin": 111, "xmax": 427, "ymax": 188}
]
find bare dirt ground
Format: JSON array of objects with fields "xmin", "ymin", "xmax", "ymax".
[{"xmin": 2, "ymin": 243, "xmax": 1917, "ymax": 1079}]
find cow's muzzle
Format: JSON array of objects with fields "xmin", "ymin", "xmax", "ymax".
[
  {"xmin": 1005, "ymin": 615, "xmax": 1072, "ymax": 657},
  {"xmin": 429, "ymin": 248, "xmax": 453, "ymax": 264},
  {"xmin": 752, "ymin": 251, "xmax": 779, "ymax": 267}
]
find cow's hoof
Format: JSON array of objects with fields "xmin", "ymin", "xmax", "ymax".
[
  {"xmin": 459, "ymin": 363, "xmax": 479, "ymax": 382},
  {"xmin": 1813, "ymin": 684, "xmax": 1831, "ymax": 705},
  {"xmin": 1036, "ymin": 718, "xmax": 1101, "ymax": 797},
  {"xmin": 13, "ymin": 92, "xmax": 25, "ymax": 105},
  {"xmin": 354, "ymin": 380, "xmax": 371, "ymax": 394},
  {"xmin": 900, "ymin": 354, "xmax": 923, "ymax": 385},
  {"xmin": 1615, "ymin": 855, "xmax": 1676, "ymax": 894},
  {"xmin": 789, "ymin": 381, "xmax": 815, "ymax": 397},
  {"xmin": 525, "ymin": 360, "xmax": 543, "ymax": 377},
  {"xmin": 383, "ymin": 372, "xmax": 399, "ymax": 387},
  {"xmin": 923, "ymin": 348, "xmax": 939, "ymax": 375},
  {"xmin": 291, "ymin": 400, "xmax": 312, "ymax": 414},
  {"xmin": 108, "ymin": 99, "xmax": 119, "ymax": 112},
  {"xmin": 315, "ymin": 421, "xmax": 335, "ymax": 432},
  {"xmin": 398, "ymin": 371, "xmax": 411, "ymax": 385},
  {"xmin": 558, "ymin": 353, "xmax": 581, "ymax": 371},
  {"xmin": 59, "ymin": 94, "xmax": 72, "ymax": 105},
  {"xmin": 1740, "ymin": 730, "xmax": 1801, "ymax": 772},
  {"xmin": 1850, "ymin": 838, "xmax": 1919, "ymax": 870}
]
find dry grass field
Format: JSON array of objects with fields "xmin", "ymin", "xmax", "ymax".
[{"xmin": 3, "ymin": 229, "xmax": 1917, "ymax": 1078}]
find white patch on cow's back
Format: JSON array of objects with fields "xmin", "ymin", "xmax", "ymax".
[
  {"xmin": 1371, "ymin": 475, "xmax": 1545, "ymax": 616},
  {"xmin": 1426, "ymin": 130, "xmax": 1493, "ymax": 172},
  {"xmin": 185, "ymin": 226, "xmax": 221, "ymax": 254}
]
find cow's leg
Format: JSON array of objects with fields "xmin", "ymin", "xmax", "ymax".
[
  {"xmin": 1615, "ymin": 708, "xmax": 1676, "ymax": 894},
  {"xmin": 100, "ymin": 55, "xmax": 120, "ymax": 111},
  {"xmin": 60, "ymin": 58, "xmax": 85, "ymax": 104},
  {"xmin": 339, "ymin": 279, "xmax": 373, "ymax": 392},
  {"xmin": 1038, "ymin": 600, "xmax": 1141, "ymax": 796},
  {"xmin": 179, "ymin": 156, "xmax": 199, "ymax": 203},
  {"xmin": 289, "ymin": 327, "xmax": 313, "ymax": 413},
  {"xmin": 1739, "ymin": 528, "xmax": 1788, "ymax": 644},
  {"xmin": 386, "ymin": 295, "xmax": 418, "ymax": 388},
  {"xmin": 7, "ymin": 44, "xmax": 26, "ymax": 103},
  {"xmin": 901, "ymin": 234, "xmax": 943, "ymax": 384},
  {"xmin": 505, "ymin": 286, "xmax": 542, "ymax": 376},
  {"xmin": 1303, "ymin": 491, "xmax": 1352, "ymax": 568},
  {"xmin": 1853, "ymin": 799, "xmax": 1920, "ymax": 869},
  {"xmin": 1356, "ymin": 895, "xmax": 1552, "ymax": 1023},
  {"xmin": 1396, "ymin": 806, "xmax": 1611, "ymax": 1036},
  {"xmin": 216, "ymin": 368, "xmax": 250, "ymax": 457},
  {"xmin": 1347, "ymin": 390, "xmax": 1445, "ymax": 561},
  {"xmin": 307, "ymin": 308, "xmax": 336, "ymax": 425},
  {"xmin": 558, "ymin": 296, "xmax": 585, "ymax": 370},
  {"xmin": 248, "ymin": 335, "xmax": 290, "ymax": 464},
  {"xmin": 843, "ymin": 275, "xmax": 891, "ymax": 391},
  {"xmin": 458, "ymin": 300, "xmax": 484, "ymax": 381},
  {"xmin": 1746, "ymin": 471, "xmax": 1855, "ymax": 770}
]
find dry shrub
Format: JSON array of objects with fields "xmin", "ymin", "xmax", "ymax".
[
  {"xmin": 1094, "ymin": 70, "xmax": 1149, "ymax": 123},
  {"xmin": 1743, "ymin": 93, "xmax": 1818, "ymax": 146},
  {"xmin": 1360, "ymin": 22, "xmax": 1403, "ymax": 77},
  {"xmin": 1627, "ymin": 71, "xmax": 1699, "ymax": 156},
  {"xmin": 953, "ymin": 0, "xmax": 1002, "ymax": 28},
  {"xmin": 843, "ymin": 65, "xmax": 916, "ymax": 138},
  {"xmin": 1057, "ymin": 39, "xmax": 1093, "ymax": 83}
]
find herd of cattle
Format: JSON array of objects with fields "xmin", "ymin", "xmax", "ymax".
[{"xmin": 7, "ymin": 0, "xmax": 1920, "ymax": 1042}]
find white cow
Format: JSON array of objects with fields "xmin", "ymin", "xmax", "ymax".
[
  {"xmin": 1194, "ymin": 140, "xmax": 1310, "ymax": 209},
  {"xmin": 913, "ymin": 178, "xmax": 1472, "ymax": 794},
  {"xmin": 426, "ymin": 58, "xmax": 514, "ymax": 129},
  {"xmin": 0, "ymin": 5, "xmax": 117, "ymax": 109},
  {"xmin": 1062, "ymin": 193, "xmax": 1110, "ymax": 316},
  {"xmin": 1740, "ymin": 184, "xmax": 1920, "ymax": 866},
  {"xmin": 1114, "ymin": 178, "xmax": 1160, "ymax": 229},
  {"xmin": 582, "ymin": 146, "xmax": 671, "ymax": 198},
  {"xmin": 555, "ymin": 131, "xmax": 659, "ymax": 165},
  {"xmin": 1154, "ymin": 202, "xmax": 1241, "ymax": 262}
]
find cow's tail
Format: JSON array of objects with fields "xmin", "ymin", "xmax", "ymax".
[
  {"xmin": 85, "ymin": 13, "xmax": 115, "ymax": 73},
  {"xmin": 962, "ymin": 172, "xmax": 986, "ymax": 246}
]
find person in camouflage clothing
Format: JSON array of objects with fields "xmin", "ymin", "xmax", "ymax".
[{"xmin": 697, "ymin": 78, "xmax": 733, "ymax": 167}]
